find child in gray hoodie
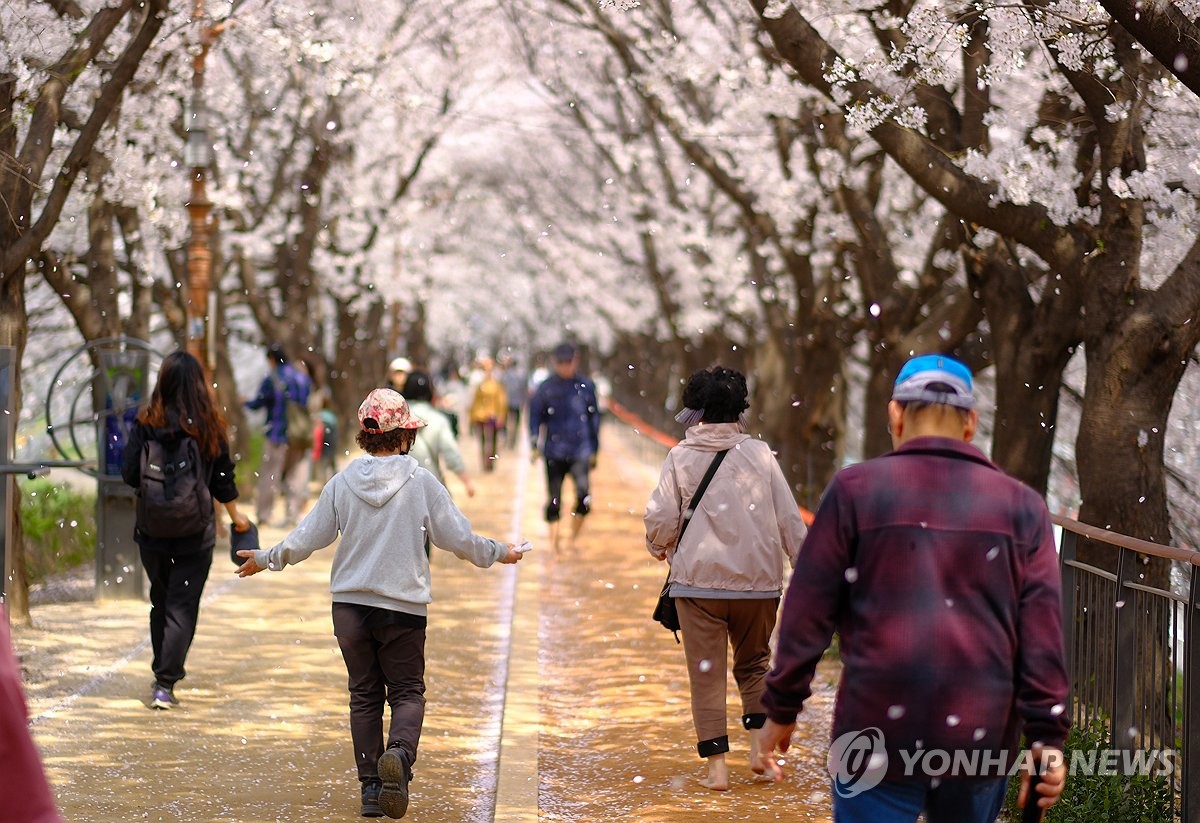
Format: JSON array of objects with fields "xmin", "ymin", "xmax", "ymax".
[{"xmin": 237, "ymin": 388, "xmax": 525, "ymax": 819}]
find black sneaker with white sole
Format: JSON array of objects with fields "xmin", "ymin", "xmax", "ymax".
[{"xmin": 376, "ymin": 748, "xmax": 410, "ymax": 819}]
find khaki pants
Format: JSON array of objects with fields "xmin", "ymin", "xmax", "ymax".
[{"xmin": 676, "ymin": 596, "xmax": 778, "ymax": 757}]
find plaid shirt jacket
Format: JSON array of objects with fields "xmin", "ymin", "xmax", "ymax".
[{"xmin": 763, "ymin": 436, "xmax": 1070, "ymax": 779}]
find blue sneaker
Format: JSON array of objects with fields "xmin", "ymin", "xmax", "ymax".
[
  {"xmin": 377, "ymin": 748, "xmax": 409, "ymax": 818},
  {"xmin": 150, "ymin": 685, "xmax": 176, "ymax": 710},
  {"xmin": 361, "ymin": 780, "xmax": 383, "ymax": 818}
]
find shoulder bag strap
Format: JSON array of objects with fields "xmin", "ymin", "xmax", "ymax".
[
  {"xmin": 679, "ymin": 448, "xmax": 730, "ymax": 541},
  {"xmin": 660, "ymin": 447, "xmax": 730, "ymax": 611}
]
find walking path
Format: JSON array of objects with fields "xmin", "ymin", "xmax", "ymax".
[{"xmin": 13, "ymin": 420, "xmax": 836, "ymax": 822}]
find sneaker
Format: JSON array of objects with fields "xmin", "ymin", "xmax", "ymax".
[
  {"xmin": 150, "ymin": 685, "xmax": 176, "ymax": 710},
  {"xmin": 376, "ymin": 748, "xmax": 410, "ymax": 819},
  {"xmin": 361, "ymin": 780, "xmax": 383, "ymax": 818}
]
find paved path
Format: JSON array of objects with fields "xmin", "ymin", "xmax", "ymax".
[{"xmin": 13, "ymin": 421, "xmax": 835, "ymax": 821}]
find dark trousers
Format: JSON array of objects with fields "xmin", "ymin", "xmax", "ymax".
[
  {"xmin": 332, "ymin": 603, "xmax": 427, "ymax": 783},
  {"xmin": 505, "ymin": 406, "xmax": 522, "ymax": 446},
  {"xmin": 140, "ymin": 546, "xmax": 212, "ymax": 689},
  {"xmin": 544, "ymin": 458, "xmax": 591, "ymax": 522},
  {"xmin": 478, "ymin": 418, "xmax": 501, "ymax": 470}
]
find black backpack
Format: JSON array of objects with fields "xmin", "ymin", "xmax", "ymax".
[{"xmin": 136, "ymin": 436, "xmax": 214, "ymax": 539}]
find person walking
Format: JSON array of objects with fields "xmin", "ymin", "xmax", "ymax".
[
  {"xmin": 235, "ymin": 388, "xmax": 526, "ymax": 820},
  {"xmin": 644, "ymin": 366, "xmax": 807, "ymax": 791},
  {"xmin": 528, "ymin": 342, "xmax": 600, "ymax": 554},
  {"xmin": 499, "ymin": 354, "xmax": 528, "ymax": 447},
  {"xmin": 756, "ymin": 354, "xmax": 1069, "ymax": 822},
  {"xmin": 121, "ymin": 351, "xmax": 250, "ymax": 710},
  {"xmin": 243, "ymin": 343, "xmax": 312, "ymax": 526},
  {"xmin": 0, "ymin": 608, "xmax": 63, "ymax": 822},
  {"xmin": 468, "ymin": 357, "xmax": 507, "ymax": 471},
  {"xmin": 403, "ymin": 370, "xmax": 475, "ymax": 498},
  {"xmin": 386, "ymin": 357, "xmax": 412, "ymax": 393}
]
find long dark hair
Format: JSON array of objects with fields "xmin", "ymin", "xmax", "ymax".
[{"xmin": 137, "ymin": 351, "xmax": 228, "ymax": 460}]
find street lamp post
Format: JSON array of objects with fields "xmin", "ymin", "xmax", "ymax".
[{"xmin": 184, "ymin": 0, "xmax": 219, "ymax": 372}]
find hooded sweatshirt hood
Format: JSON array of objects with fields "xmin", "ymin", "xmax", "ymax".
[{"xmin": 342, "ymin": 453, "xmax": 420, "ymax": 508}]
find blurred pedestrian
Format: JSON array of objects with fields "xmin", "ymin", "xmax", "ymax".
[
  {"xmin": 121, "ymin": 350, "xmax": 251, "ymax": 710},
  {"xmin": 469, "ymin": 357, "xmax": 507, "ymax": 471},
  {"xmin": 528, "ymin": 342, "xmax": 601, "ymax": 554},
  {"xmin": 498, "ymin": 354, "xmax": 528, "ymax": 447},
  {"xmin": 644, "ymin": 366, "xmax": 806, "ymax": 791},
  {"xmin": 0, "ymin": 607, "xmax": 63, "ymax": 823},
  {"xmin": 756, "ymin": 354, "xmax": 1069, "ymax": 822},
  {"xmin": 386, "ymin": 357, "xmax": 412, "ymax": 393},
  {"xmin": 404, "ymin": 371, "xmax": 475, "ymax": 498},
  {"xmin": 236, "ymin": 389, "xmax": 525, "ymax": 819},
  {"xmin": 243, "ymin": 343, "xmax": 312, "ymax": 527}
]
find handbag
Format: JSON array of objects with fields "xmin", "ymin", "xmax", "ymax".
[{"xmin": 653, "ymin": 448, "xmax": 730, "ymax": 643}]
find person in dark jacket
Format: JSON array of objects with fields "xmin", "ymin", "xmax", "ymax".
[
  {"xmin": 756, "ymin": 354, "xmax": 1068, "ymax": 823},
  {"xmin": 243, "ymin": 343, "xmax": 312, "ymax": 526},
  {"xmin": 528, "ymin": 342, "xmax": 600, "ymax": 554},
  {"xmin": 122, "ymin": 351, "xmax": 250, "ymax": 710}
]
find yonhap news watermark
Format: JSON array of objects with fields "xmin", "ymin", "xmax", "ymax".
[{"xmin": 827, "ymin": 728, "xmax": 1177, "ymax": 797}]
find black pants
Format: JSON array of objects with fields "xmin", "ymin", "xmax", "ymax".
[
  {"xmin": 332, "ymin": 603, "xmax": 427, "ymax": 783},
  {"xmin": 140, "ymin": 546, "xmax": 212, "ymax": 690},
  {"xmin": 544, "ymin": 458, "xmax": 591, "ymax": 522},
  {"xmin": 478, "ymin": 417, "xmax": 501, "ymax": 470}
]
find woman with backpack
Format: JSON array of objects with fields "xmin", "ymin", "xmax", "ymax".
[
  {"xmin": 643, "ymin": 366, "xmax": 807, "ymax": 791},
  {"xmin": 121, "ymin": 350, "xmax": 250, "ymax": 710}
]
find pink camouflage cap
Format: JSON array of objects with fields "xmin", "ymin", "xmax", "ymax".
[{"xmin": 358, "ymin": 388, "xmax": 427, "ymax": 433}]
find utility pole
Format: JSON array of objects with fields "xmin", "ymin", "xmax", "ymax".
[{"xmin": 184, "ymin": 0, "xmax": 223, "ymax": 372}]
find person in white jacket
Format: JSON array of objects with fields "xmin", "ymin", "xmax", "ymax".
[
  {"xmin": 644, "ymin": 366, "xmax": 807, "ymax": 792},
  {"xmin": 237, "ymin": 388, "xmax": 525, "ymax": 819}
]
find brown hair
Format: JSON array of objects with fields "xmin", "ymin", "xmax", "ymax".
[
  {"xmin": 137, "ymin": 351, "xmax": 228, "ymax": 460},
  {"xmin": 355, "ymin": 427, "xmax": 417, "ymax": 455}
]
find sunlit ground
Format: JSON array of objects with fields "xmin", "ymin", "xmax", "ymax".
[{"xmin": 14, "ymin": 420, "xmax": 834, "ymax": 821}]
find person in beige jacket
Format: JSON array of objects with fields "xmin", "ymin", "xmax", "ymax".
[{"xmin": 644, "ymin": 366, "xmax": 807, "ymax": 791}]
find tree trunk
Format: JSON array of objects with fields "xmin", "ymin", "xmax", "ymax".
[
  {"xmin": 332, "ymin": 296, "xmax": 389, "ymax": 451},
  {"xmin": 752, "ymin": 328, "xmax": 846, "ymax": 511},
  {"xmin": 0, "ymin": 266, "xmax": 30, "ymax": 623},
  {"xmin": 969, "ymin": 245, "xmax": 1082, "ymax": 494}
]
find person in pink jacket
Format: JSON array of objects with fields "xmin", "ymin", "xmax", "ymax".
[
  {"xmin": 644, "ymin": 366, "xmax": 807, "ymax": 791},
  {"xmin": 0, "ymin": 609, "xmax": 63, "ymax": 823}
]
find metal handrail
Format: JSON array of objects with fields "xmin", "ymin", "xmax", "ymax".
[
  {"xmin": 1054, "ymin": 513, "xmax": 1200, "ymax": 567},
  {"xmin": 0, "ymin": 460, "xmax": 94, "ymax": 479}
]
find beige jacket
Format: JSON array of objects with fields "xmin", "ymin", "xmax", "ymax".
[{"xmin": 644, "ymin": 423, "xmax": 806, "ymax": 593}]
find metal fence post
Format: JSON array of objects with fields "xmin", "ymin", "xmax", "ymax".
[
  {"xmin": 1185, "ymin": 571, "xmax": 1199, "ymax": 823},
  {"xmin": 0, "ymin": 347, "xmax": 13, "ymax": 614},
  {"xmin": 1058, "ymin": 528, "xmax": 1078, "ymax": 720},
  {"xmin": 1111, "ymin": 546, "xmax": 1138, "ymax": 749}
]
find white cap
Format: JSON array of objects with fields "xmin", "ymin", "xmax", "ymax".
[{"xmin": 389, "ymin": 356, "xmax": 412, "ymax": 373}]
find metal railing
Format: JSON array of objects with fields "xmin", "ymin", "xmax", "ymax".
[
  {"xmin": 608, "ymin": 400, "xmax": 1198, "ymax": 818},
  {"xmin": 1056, "ymin": 515, "xmax": 1200, "ymax": 822}
]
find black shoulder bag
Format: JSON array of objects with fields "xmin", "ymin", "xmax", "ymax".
[{"xmin": 652, "ymin": 449, "xmax": 729, "ymax": 643}]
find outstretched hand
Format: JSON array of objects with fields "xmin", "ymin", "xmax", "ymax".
[{"xmin": 235, "ymin": 550, "xmax": 265, "ymax": 577}]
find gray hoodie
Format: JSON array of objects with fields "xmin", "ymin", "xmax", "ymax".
[{"xmin": 252, "ymin": 453, "xmax": 504, "ymax": 616}]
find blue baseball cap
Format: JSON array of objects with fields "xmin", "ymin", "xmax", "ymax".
[{"xmin": 892, "ymin": 354, "xmax": 975, "ymax": 410}]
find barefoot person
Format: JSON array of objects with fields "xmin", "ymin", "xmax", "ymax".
[
  {"xmin": 236, "ymin": 388, "xmax": 526, "ymax": 819},
  {"xmin": 644, "ymin": 366, "xmax": 807, "ymax": 790}
]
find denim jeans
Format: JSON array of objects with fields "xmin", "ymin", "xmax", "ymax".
[{"xmin": 832, "ymin": 777, "xmax": 1008, "ymax": 823}]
